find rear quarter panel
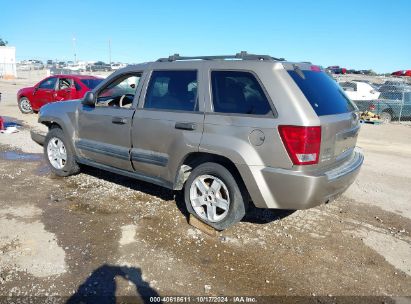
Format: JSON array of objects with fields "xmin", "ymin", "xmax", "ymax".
[{"xmin": 200, "ymin": 61, "xmax": 320, "ymax": 169}]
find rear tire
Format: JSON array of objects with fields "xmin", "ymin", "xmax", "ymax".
[
  {"xmin": 18, "ymin": 97, "xmax": 33, "ymax": 114},
  {"xmin": 44, "ymin": 127, "xmax": 80, "ymax": 177},
  {"xmin": 380, "ymin": 112, "xmax": 392, "ymax": 123},
  {"xmin": 184, "ymin": 162, "xmax": 247, "ymax": 230}
]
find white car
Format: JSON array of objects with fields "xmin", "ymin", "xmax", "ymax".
[
  {"xmin": 111, "ymin": 63, "xmax": 127, "ymax": 70},
  {"xmin": 66, "ymin": 62, "xmax": 87, "ymax": 71},
  {"xmin": 339, "ymin": 81, "xmax": 380, "ymax": 101}
]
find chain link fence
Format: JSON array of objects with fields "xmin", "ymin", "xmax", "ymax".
[
  {"xmin": 336, "ymin": 75, "xmax": 411, "ymax": 123},
  {"xmin": 48, "ymin": 67, "xmax": 111, "ymax": 78}
]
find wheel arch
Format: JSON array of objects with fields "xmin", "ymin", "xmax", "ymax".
[
  {"xmin": 174, "ymin": 152, "xmax": 251, "ymax": 201},
  {"xmin": 39, "ymin": 115, "xmax": 77, "ymax": 153},
  {"xmin": 381, "ymin": 106, "xmax": 394, "ymax": 115},
  {"xmin": 42, "ymin": 120, "xmax": 62, "ymax": 129}
]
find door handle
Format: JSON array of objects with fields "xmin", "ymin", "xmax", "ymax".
[
  {"xmin": 112, "ymin": 117, "xmax": 127, "ymax": 124},
  {"xmin": 175, "ymin": 122, "xmax": 197, "ymax": 131}
]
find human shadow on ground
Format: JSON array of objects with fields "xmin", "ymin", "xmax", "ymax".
[{"xmin": 66, "ymin": 264, "xmax": 160, "ymax": 304}]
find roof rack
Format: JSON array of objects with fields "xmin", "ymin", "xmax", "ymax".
[{"xmin": 156, "ymin": 51, "xmax": 285, "ymax": 62}]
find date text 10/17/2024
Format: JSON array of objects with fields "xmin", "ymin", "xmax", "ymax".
[{"xmin": 149, "ymin": 296, "xmax": 257, "ymax": 303}]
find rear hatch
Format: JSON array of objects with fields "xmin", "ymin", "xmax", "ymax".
[{"xmin": 285, "ymin": 64, "xmax": 360, "ymax": 168}]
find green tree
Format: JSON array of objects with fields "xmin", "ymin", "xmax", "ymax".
[
  {"xmin": 367, "ymin": 69, "xmax": 377, "ymax": 76},
  {"xmin": 0, "ymin": 38, "xmax": 8, "ymax": 46}
]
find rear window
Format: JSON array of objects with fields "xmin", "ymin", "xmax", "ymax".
[
  {"xmin": 81, "ymin": 78, "xmax": 103, "ymax": 89},
  {"xmin": 380, "ymin": 92, "xmax": 411, "ymax": 102},
  {"xmin": 288, "ymin": 70, "xmax": 355, "ymax": 116},
  {"xmin": 380, "ymin": 92, "xmax": 402, "ymax": 100}
]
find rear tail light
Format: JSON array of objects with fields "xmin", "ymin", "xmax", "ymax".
[{"xmin": 278, "ymin": 125, "xmax": 321, "ymax": 165}]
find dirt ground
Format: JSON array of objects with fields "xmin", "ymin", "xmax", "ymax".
[{"xmin": 1, "ymin": 77, "xmax": 411, "ymax": 303}]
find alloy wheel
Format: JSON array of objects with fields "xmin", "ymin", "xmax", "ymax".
[{"xmin": 189, "ymin": 175, "xmax": 230, "ymax": 223}]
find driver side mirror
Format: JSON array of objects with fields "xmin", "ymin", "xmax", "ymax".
[{"xmin": 82, "ymin": 91, "xmax": 95, "ymax": 107}]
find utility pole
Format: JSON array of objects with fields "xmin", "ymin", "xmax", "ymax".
[
  {"xmin": 108, "ymin": 39, "xmax": 112, "ymax": 64},
  {"xmin": 72, "ymin": 36, "xmax": 77, "ymax": 63}
]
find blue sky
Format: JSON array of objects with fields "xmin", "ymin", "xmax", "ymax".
[{"xmin": 1, "ymin": 0, "xmax": 410, "ymax": 73}]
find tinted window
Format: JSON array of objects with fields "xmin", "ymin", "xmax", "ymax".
[
  {"xmin": 74, "ymin": 81, "xmax": 82, "ymax": 91},
  {"xmin": 144, "ymin": 71, "xmax": 198, "ymax": 111},
  {"xmin": 288, "ymin": 70, "xmax": 355, "ymax": 116},
  {"xmin": 339, "ymin": 82, "xmax": 357, "ymax": 91},
  {"xmin": 211, "ymin": 71, "xmax": 271, "ymax": 115},
  {"xmin": 81, "ymin": 79, "xmax": 103, "ymax": 89},
  {"xmin": 380, "ymin": 92, "xmax": 403, "ymax": 100},
  {"xmin": 38, "ymin": 77, "xmax": 57, "ymax": 89}
]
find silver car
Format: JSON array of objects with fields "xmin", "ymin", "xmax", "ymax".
[{"xmin": 34, "ymin": 52, "xmax": 363, "ymax": 230}]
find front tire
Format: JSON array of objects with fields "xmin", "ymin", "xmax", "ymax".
[
  {"xmin": 380, "ymin": 112, "xmax": 392, "ymax": 123},
  {"xmin": 44, "ymin": 127, "xmax": 80, "ymax": 177},
  {"xmin": 184, "ymin": 162, "xmax": 247, "ymax": 230},
  {"xmin": 18, "ymin": 97, "xmax": 33, "ymax": 114}
]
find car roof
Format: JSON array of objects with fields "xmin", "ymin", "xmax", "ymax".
[
  {"xmin": 125, "ymin": 52, "xmax": 287, "ymax": 67},
  {"xmin": 155, "ymin": 52, "xmax": 284, "ymax": 62},
  {"xmin": 53, "ymin": 74, "xmax": 102, "ymax": 79},
  {"xmin": 109, "ymin": 52, "xmax": 327, "ymax": 78}
]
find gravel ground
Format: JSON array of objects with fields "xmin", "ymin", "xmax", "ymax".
[{"xmin": 1, "ymin": 77, "xmax": 411, "ymax": 303}]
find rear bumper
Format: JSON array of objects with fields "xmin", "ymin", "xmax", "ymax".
[{"xmin": 241, "ymin": 148, "xmax": 364, "ymax": 209}]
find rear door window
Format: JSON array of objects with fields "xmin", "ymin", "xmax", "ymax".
[
  {"xmin": 288, "ymin": 69, "xmax": 356, "ymax": 116},
  {"xmin": 74, "ymin": 80, "xmax": 82, "ymax": 91},
  {"xmin": 81, "ymin": 78, "xmax": 103, "ymax": 89},
  {"xmin": 211, "ymin": 71, "xmax": 272, "ymax": 115},
  {"xmin": 57, "ymin": 78, "xmax": 73, "ymax": 90}
]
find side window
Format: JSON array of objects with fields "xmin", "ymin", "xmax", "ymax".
[
  {"xmin": 38, "ymin": 77, "xmax": 57, "ymax": 90},
  {"xmin": 211, "ymin": 71, "xmax": 271, "ymax": 115},
  {"xmin": 96, "ymin": 73, "xmax": 141, "ymax": 108},
  {"xmin": 144, "ymin": 70, "xmax": 198, "ymax": 111},
  {"xmin": 74, "ymin": 80, "xmax": 82, "ymax": 91},
  {"xmin": 340, "ymin": 82, "xmax": 357, "ymax": 92},
  {"xmin": 58, "ymin": 78, "xmax": 73, "ymax": 90}
]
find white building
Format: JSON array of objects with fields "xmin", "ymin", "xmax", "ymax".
[{"xmin": 0, "ymin": 46, "xmax": 17, "ymax": 78}]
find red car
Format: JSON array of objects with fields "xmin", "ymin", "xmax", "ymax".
[
  {"xmin": 327, "ymin": 66, "xmax": 347, "ymax": 74},
  {"xmin": 391, "ymin": 70, "xmax": 411, "ymax": 77},
  {"xmin": 17, "ymin": 75, "xmax": 103, "ymax": 113}
]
